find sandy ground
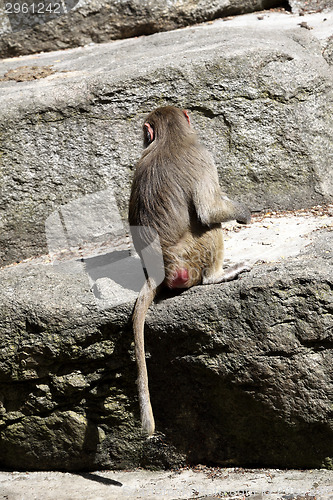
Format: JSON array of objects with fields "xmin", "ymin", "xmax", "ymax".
[{"xmin": 1, "ymin": 467, "xmax": 333, "ymax": 500}]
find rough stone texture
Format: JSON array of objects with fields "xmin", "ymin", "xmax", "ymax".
[
  {"xmin": 0, "ymin": 226, "xmax": 332, "ymax": 471},
  {"xmin": 0, "ymin": 0, "xmax": 283, "ymax": 58},
  {"xmin": 0, "ymin": 261, "xmax": 178, "ymax": 471},
  {"xmin": 1, "ymin": 468, "xmax": 333, "ymax": 499},
  {"xmin": 289, "ymin": 0, "xmax": 332, "ymax": 14},
  {"xmin": 323, "ymin": 35, "xmax": 333, "ymax": 65},
  {"xmin": 0, "ymin": 15, "xmax": 332, "ymax": 267}
]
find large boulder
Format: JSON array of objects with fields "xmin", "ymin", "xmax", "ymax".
[
  {"xmin": 0, "ymin": 14, "xmax": 332, "ymax": 266},
  {"xmin": 0, "ymin": 215, "xmax": 332, "ymax": 471},
  {"xmin": 0, "ymin": 0, "xmax": 282, "ymax": 58}
]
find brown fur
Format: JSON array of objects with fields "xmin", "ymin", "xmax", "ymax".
[{"xmin": 129, "ymin": 106, "xmax": 251, "ymax": 435}]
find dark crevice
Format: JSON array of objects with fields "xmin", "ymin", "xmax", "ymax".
[
  {"xmin": 188, "ymin": 106, "xmax": 217, "ymax": 119},
  {"xmin": 297, "ymin": 339, "xmax": 333, "ymax": 351},
  {"xmin": 25, "ymin": 320, "xmax": 46, "ymax": 334},
  {"xmin": 281, "ymin": 0, "xmax": 292, "ymax": 12},
  {"xmin": 270, "ymin": 319, "xmax": 295, "ymax": 328},
  {"xmin": 261, "ymin": 349, "xmax": 297, "ymax": 358}
]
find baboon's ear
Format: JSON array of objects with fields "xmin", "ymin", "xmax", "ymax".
[
  {"xmin": 143, "ymin": 122, "xmax": 154, "ymax": 145},
  {"xmin": 183, "ymin": 110, "xmax": 190, "ymax": 126}
]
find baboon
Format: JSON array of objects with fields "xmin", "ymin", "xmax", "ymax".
[{"xmin": 129, "ymin": 106, "xmax": 251, "ymax": 436}]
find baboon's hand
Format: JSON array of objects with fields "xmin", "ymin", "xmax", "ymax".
[{"xmin": 235, "ymin": 202, "xmax": 251, "ymax": 225}]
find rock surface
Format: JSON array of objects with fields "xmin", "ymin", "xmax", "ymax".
[
  {"xmin": 1, "ymin": 468, "xmax": 333, "ymax": 499},
  {"xmin": 289, "ymin": 0, "xmax": 332, "ymax": 14},
  {"xmin": 0, "ymin": 0, "xmax": 283, "ymax": 58},
  {"xmin": 0, "ymin": 5, "xmax": 333, "ymax": 474},
  {"xmin": 0, "ymin": 213, "xmax": 332, "ymax": 471},
  {"xmin": 0, "ymin": 11, "xmax": 332, "ymax": 266}
]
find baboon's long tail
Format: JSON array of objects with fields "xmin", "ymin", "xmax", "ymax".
[{"xmin": 132, "ymin": 277, "xmax": 157, "ymax": 436}]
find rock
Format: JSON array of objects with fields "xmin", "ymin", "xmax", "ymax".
[
  {"xmin": 323, "ymin": 35, "xmax": 333, "ymax": 65},
  {"xmin": 0, "ymin": 13, "xmax": 332, "ymax": 267},
  {"xmin": 0, "ymin": 219, "xmax": 332, "ymax": 471},
  {"xmin": 0, "ymin": 256, "xmax": 184, "ymax": 470},
  {"xmin": 0, "ymin": 0, "xmax": 282, "ymax": 58},
  {"xmin": 289, "ymin": 0, "xmax": 332, "ymax": 14},
  {"xmin": 1, "ymin": 468, "xmax": 333, "ymax": 499}
]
